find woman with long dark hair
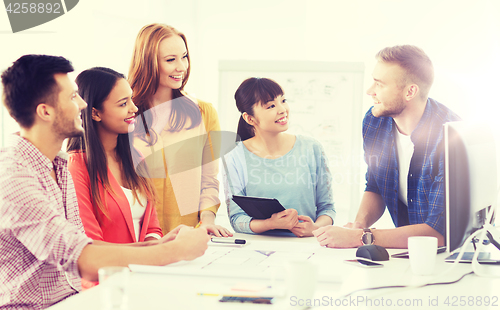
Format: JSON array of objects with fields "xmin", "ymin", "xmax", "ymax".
[
  {"xmin": 128, "ymin": 23, "xmax": 231, "ymax": 237},
  {"xmin": 224, "ymin": 78, "xmax": 336, "ymax": 236},
  {"xmin": 68, "ymin": 67, "xmax": 180, "ymax": 244}
]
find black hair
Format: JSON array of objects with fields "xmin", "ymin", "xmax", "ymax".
[
  {"xmin": 67, "ymin": 67, "xmax": 156, "ymax": 222},
  {"xmin": 234, "ymin": 77, "xmax": 284, "ymax": 141},
  {"xmin": 1, "ymin": 54, "xmax": 73, "ymax": 128}
]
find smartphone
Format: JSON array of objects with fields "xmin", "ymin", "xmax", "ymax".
[
  {"xmin": 219, "ymin": 296, "xmax": 274, "ymax": 304},
  {"xmin": 344, "ymin": 258, "xmax": 384, "ymax": 268}
]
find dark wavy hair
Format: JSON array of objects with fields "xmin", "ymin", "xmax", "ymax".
[
  {"xmin": 67, "ymin": 67, "xmax": 156, "ymax": 222},
  {"xmin": 234, "ymin": 77, "xmax": 284, "ymax": 141}
]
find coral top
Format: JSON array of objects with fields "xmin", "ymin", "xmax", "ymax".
[{"xmin": 68, "ymin": 151, "xmax": 162, "ymax": 242}]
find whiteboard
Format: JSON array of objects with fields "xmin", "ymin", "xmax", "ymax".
[{"xmin": 218, "ymin": 60, "xmax": 365, "ymax": 223}]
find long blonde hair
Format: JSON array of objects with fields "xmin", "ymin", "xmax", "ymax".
[{"xmin": 128, "ymin": 23, "xmax": 201, "ymax": 143}]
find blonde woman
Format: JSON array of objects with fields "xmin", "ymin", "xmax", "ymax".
[{"xmin": 128, "ymin": 23, "xmax": 231, "ymax": 237}]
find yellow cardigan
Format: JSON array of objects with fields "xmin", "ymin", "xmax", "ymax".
[{"xmin": 133, "ymin": 98, "xmax": 221, "ymax": 233}]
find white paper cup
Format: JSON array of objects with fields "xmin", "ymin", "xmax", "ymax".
[
  {"xmin": 98, "ymin": 266, "xmax": 130, "ymax": 310},
  {"xmin": 285, "ymin": 260, "xmax": 318, "ymax": 309},
  {"xmin": 408, "ymin": 236, "xmax": 438, "ymax": 276}
]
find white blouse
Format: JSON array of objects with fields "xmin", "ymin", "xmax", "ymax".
[{"xmin": 121, "ymin": 187, "xmax": 161, "ymax": 241}]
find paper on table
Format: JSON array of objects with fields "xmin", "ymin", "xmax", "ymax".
[{"xmin": 129, "ymin": 240, "xmax": 343, "ymax": 283}]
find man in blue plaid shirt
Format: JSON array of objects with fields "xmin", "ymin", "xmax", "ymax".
[{"xmin": 314, "ymin": 45, "xmax": 460, "ymax": 248}]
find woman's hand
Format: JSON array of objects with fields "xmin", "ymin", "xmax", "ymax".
[
  {"xmin": 200, "ymin": 223, "xmax": 233, "ymax": 237},
  {"xmin": 199, "ymin": 210, "xmax": 234, "ymax": 237},
  {"xmin": 157, "ymin": 224, "xmax": 187, "ymax": 244},
  {"xmin": 268, "ymin": 209, "xmax": 299, "ymax": 230},
  {"xmin": 290, "ymin": 215, "xmax": 319, "ymax": 237},
  {"xmin": 173, "ymin": 226, "xmax": 211, "ymax": 261}
]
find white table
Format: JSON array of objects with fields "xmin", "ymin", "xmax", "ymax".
[{"xmin": 48, "ymin": 233, "xmax": 500, "ymax": 310}]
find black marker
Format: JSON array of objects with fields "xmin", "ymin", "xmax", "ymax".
[{"xmin": 211, "ymin": 237, "xmax": 246, "ymax": 245}]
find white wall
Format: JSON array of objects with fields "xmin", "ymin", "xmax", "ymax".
[
  {"xmin": 1, "ymin": 0, "xmax": 499, "ymax": 226},
  {"xmin": 1, "ymin": 0, "xmax": 499, "ymax": 120}
]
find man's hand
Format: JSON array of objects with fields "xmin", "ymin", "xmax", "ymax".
[
  {"xmin": 290, "ymin": 215, "xmax": 318, "ymax": 237},
  {"xmin": 312, "ymin": 226, "xmax": 363, "ymax": 248},
  {"xmin": 343, "ymin": 221, "xmax": 364, "ymax": 229}
]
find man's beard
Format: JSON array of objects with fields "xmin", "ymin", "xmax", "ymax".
[
  {"xmin": 53, "ymin": 114, "xmax": 84, "ymax": 140},
  {"xmin": 372, "ymin": 96, "xmax": 406, "ymax": 118}
]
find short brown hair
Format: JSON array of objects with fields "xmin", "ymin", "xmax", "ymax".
[
  {"xmin": 1, "ymin": 55, "xmax": 73, "ymax": 128},
  {"xmin": 376, "ymin": 45, "xmax": 434, "ymax": 99}
]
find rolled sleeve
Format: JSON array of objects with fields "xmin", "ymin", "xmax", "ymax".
[
  {"xmin": 50, "ymin": 229, "xmax": 92, "ymax": 278},
  {"xmin": 229, "ymin": 211, "xmax": 255, "ymax": 234},
  {"xmin": 199, "ymin": 163, "xmax": 220, "ymax": 214},
  {"xmin": 144, "ymin": 203, "xmax": 163, "ymax": 238},
  {"xmin": 145, "ymin": 233, "xmax": 162, "ymax": 240},
  {"xmin": 363, "ymin": 139, "xmax": 381, "ymax": 195},
  {"xmin": 424, "ymin": 175, "xmax": 446, "ymax": 236},
  {"xmin": 223, "ymin": 146, "xmax": 256, "ymax": 234},
  {"xmin": 199, "ymin": 107, "xmax": 221, "ymax": 214},
  {"xmin": 362, "ymin": 109, "xmax": 382, "ymax": 195},
  {"xmin": 314, "ymin": 142, "xmax": 336, "ymax": 224}
]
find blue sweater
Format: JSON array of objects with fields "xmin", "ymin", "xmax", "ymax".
[{"xmin": 223, "ymin": 135, "xmax": 336, "ymax": 234}]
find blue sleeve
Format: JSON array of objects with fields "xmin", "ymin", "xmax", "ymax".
[
  {"xmin": 364, "ymin": 165, "xmax": 380, "ymax": 194},
  {"xmin": 313, "ymin": 141, "xmax": 336, "ymax": 223},
  {"xmin": 424, "ymin": 151, "xmax": 446, "ymax": 236},
  {"xmin": 362, "ymin": 109, "xmax": 381, "ymax": 195},
  {"xmin": 222, "ymin": 146, "xmax": 256, "ymax": 234}
]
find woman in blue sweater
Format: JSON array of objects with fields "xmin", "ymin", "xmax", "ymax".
[{"xmin": 224, "ymin": 78, "xmax": 335, "ymax": 237}]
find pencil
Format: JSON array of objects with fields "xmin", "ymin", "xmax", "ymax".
[{"xmin": 197, "ymin": 292, "xmax": 219, "ymax": 296}]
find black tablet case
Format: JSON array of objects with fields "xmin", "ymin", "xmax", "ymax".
[{"xmin": 231, "ymin": 195, "xmax": 286, "ymax": 219}]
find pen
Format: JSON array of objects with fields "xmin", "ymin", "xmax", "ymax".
[
  {"xmin": 197, "ymin": 293, "xmax": 220, "ymax": 296},
  {"xmin": 211, "ymin": 237, "xmax": 246, "ymax": 244},
  {"xmin": 194, "ymin": 221, "xmax": 202, "ymax": 228}
]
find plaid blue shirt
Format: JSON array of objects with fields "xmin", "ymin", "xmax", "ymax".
[{"xmin": 363, "ymin": 98, "xmax": 461, "ymax": 236}]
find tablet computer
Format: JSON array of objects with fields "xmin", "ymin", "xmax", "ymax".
[
  {"xmin": 391, "ymin": 246, "xmax": 447, "ymax": 259},
  {"xmin": 231, "ymin": 195, "xmax": 286, "ymax": 219},
  {"xmin": 444, "ymin": 252, "xmax": 500, "ymax": 264}
]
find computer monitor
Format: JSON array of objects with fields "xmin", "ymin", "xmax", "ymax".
[{"xmin": 444, "ymin": 121, "xmax": 497, "ymax": 253}]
